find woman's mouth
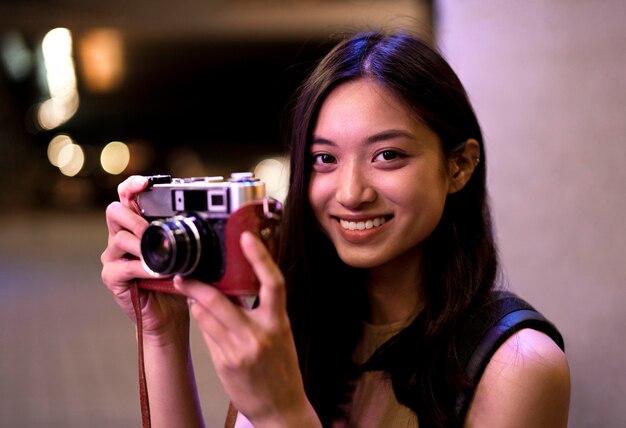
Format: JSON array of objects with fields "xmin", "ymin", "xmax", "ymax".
[{"xmin": 338, "ymin": 216, "xmax": 391, "ymax": 231}]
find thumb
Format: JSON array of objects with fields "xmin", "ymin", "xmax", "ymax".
[{"xmin": 240, "ymin": 231, "xmax": 286, "ymax": 314}]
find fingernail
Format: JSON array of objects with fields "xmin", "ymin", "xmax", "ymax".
[
  {"xmin": 133, "ymin": 176, "xmax": 147, "ymax": 187},
  {"xmin": 240, "ymin": 230, "xmax": 255, "ymax": 246},
  {"xmin": 173, "ymin": 275, "xmax": 183, "ymax": 289}
]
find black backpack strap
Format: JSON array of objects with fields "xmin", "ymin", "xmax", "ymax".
[{"xmin": 454, "ymin": 291, "xmax": 565, "ymax": 420}]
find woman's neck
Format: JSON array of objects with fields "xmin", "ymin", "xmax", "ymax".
[{"xmin": 365, "ymin": 251, "xmax": 424, "ymax": 325}]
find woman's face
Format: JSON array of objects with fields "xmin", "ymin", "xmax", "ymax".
[{"xmin": 308, "ymin": 78, "xmax": 453, "ymax": 270}]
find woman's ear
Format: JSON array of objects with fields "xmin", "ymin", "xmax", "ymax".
[{"xmin": 448, "ymin": 138, "xmax": 481, "ymax": 194}]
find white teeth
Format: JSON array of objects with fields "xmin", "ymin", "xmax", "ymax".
[{"xmin": 339, "ymin": 217, "xmax": 387, "ymax": 231}]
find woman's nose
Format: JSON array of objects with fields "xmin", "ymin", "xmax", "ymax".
[{"xmin": 336, "ymin": 165, "xmax": 376, "ymax": 209}]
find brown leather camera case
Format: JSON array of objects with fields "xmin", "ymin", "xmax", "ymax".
[{"xmin": 136, "ymin": 198, "xmax": 281, "ymax": 302}]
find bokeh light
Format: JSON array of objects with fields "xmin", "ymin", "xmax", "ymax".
[
  {"xmin": 47, "ymin": 134, "xmax": 73, "ymax": 167},
  {"xmin": 57, "ymin": 143, "xmax": 85, "ymax": 177},
  {"xmin": 254, "ymin": 156, "xmax": 289, "ymax": 202},
  {"xmin": 37, "ymin": 94, "xmax": 79, "ymax": 131},
  {"xmin": 0, "ymin": 32, "xmax": 33, "ymax": 81},
  {"xmin": 101, "ymin": 141, "xmax": 130, "ymax": 175},
  {"xmin": 78, "ymin": 28, "xmax": 125, "ymax": 93},
  {"xmin": 37, "ymin": 27, "xmax": 79, "ymax": 130}
]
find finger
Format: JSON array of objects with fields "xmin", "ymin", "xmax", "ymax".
[
  {"xmin": 118, "ymin": 175, "xmax": 148, "ymax": 208},
  {"xmin": 187, "ymin": 298, "xmax": 232, "ymax": 352},
  {"xmin": 180, "ymin": 278, "xmax": 252, "ymax": 360},
  {"xmin": 196, "ymin": 326, "xmax": 228, "ymax": 370},
  {"xmin": 239, "ymin": 231, "xmax": 286, "ymax": 314},
  {"xmin": 101, "ymin": 258, "xmax": 152, "ymax": 291},
  {"xmin": 106, "ymin": 201, "xmax": 149, "ymax": 238},
  {"xmin": 102, "ymin": 229, "xmax": 142, "ymax": 261},
  {"xmin": 189, "ymin": 297, "xmax": 267, "ymax": 377},
  {"xmin": 174, "ymin": 276, "xmax": 248, "ymax": 330}
]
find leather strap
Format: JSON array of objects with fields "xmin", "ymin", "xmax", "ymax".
[
  {"xmin": 223, "ymin": 402, "xmax": 238, "ymax": 428},
  {"xmin": 138, "ymin": 278, "xmax": 180, "ymax": 294},
  {"xmin": 130, "ymin": 280, "xmax": 152, "ymax": 428}
]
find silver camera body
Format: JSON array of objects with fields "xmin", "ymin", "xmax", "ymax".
[
  {"xmin": 137, "ymin": 172, "xmax": 266, "ymax": 220},
  {"xmin": 136, "ymin": 172, "xmax": 269, "ymax": 287}
]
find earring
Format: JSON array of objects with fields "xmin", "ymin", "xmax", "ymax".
[{"xmin": 475, "ymin": 158, "xmax": 480, "ymax": 164}]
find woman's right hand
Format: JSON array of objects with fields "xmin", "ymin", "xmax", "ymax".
[{"xmin": 101, "ymin": 175, "xmax": 189, "ymax": 343}]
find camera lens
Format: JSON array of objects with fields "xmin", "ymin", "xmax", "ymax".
[
  {"xmin": 141, "ymin": 226, "xmax": 178, "ymax": 273},
  {"xmin": 140, "ymin": 213, "xmax": 222, "ymax": 281}
]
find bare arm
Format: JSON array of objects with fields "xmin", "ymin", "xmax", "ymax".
[
  {"xmin": 101, "ymin": 175, "xmax": 205, "ymax": 427},
  {"xmin": 142, "ymin": 320, "xmax": 205, "ymax": 428},
  {"xmin": 464, "ymin": 328, "xmax": 571, "ymax": 427}
]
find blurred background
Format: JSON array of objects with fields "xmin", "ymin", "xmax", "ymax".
[
  {"xmin": 0, "ymin": 0, "xmax": 624, "ymax": 427},
  {"xmin": 0, "ymin": 0, "xmax": 433, "ymax": 210}
]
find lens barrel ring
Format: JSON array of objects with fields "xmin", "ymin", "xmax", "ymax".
[{"xmin": 140, "ymin": 212, "xmax": 221, "ymax": 282}]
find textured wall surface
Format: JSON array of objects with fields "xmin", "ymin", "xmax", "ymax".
[{"xmin": 436, "ymin": 1, "xmax": 626, "ymax": 426}]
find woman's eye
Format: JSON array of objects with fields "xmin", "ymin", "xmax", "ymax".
[
  {"xmin": 312, "ymin": 153, "xmax": 336, "ymax": 164},
  {"xmin": 374, "ymin": 150, "xmax": 400, "ymax": 161}
]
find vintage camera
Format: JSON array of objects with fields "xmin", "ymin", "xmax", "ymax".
[{"xmin": 135, "ymin": 172, "xmax": 281, "ymax": 307}]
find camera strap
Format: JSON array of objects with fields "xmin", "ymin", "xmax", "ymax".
[{"xmin": 130, "ymin": 280, "xmax": 152, "ymax": 428}]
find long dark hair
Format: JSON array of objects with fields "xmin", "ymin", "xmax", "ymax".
[{"xmin": 279, "ymin": 31, "xmax": 498, "ymax": 427}]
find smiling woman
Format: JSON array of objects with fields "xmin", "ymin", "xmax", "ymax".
[
  {"xmin": 100, "ymin": 30, "xmax": 569, "ymax": 428},
  {"xmin": 278, "ymin": 31, "xmax": 569, "ymax": 427},
  {"xmin": 308, "ymin": 78, "xmax": 472, "ymax": 273}
]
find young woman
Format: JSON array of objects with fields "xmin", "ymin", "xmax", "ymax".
[{"xmin": 101, "ymin": 31, "xmax": 570, "ymax": 427}]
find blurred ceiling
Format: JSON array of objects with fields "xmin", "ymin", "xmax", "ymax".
[
  {"xmin": 0, "ymin": 0, "xmax": 430, "ymax": 40},
  {"xmin": 0, "ymin": 0, "xmax": 432, "ymax": 147}
]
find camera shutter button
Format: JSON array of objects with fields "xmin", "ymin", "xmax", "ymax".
[{"xmin": 230, "ymin": 172, "xmax": 255, "ymax": 182}]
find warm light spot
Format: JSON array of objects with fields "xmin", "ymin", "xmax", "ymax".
[
  {"xmin": 42, "ymin": 28, "xmax": 75, "ymax": 98},
  {"xmin": 47, "ymin": 134, "xmax": 73, "ymax": 167},
  {"xmin": 42, "ymin": 28, "xmax": 72, "ymax": 57},
  {"xmin": 57, "ymin": 143, "xmax": 85, "ymax": 177},
  {"xmin": 37, "ymin": 93, "xmax": 79, "ymax": 131},
  {"xmin": 254, "ymin": 156, "xmax": 289, "ymax": 202},
  {"xmin": 78, "ymin": 29, "xmax": 124, "ymax": 93},
  {"xmin": 38, "ymin": 27, "xmax": 79, "ymax": 130},
  {"xmin": 101, "ymin": 141, "xmax": 131, "ymax": 175}
]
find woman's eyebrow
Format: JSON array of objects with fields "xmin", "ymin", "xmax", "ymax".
[
  {"xmin": 365, "ymin": 129, "xmax": 416, "ymax": 144},
  {"xmin": 311, "ymin": 136, "xmax": 336, "ymax": 147},
  {"xmin": 312, "ymin": 129, "xmax": 415, "ymax": 147}
]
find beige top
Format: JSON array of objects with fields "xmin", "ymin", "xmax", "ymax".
[
  {"xmin": 234, "ymin": 317, "xmax": 419, "ymax": 428},
  {"xmin": 332, "ymin": 317, "xmax": 419, "ymax": 428}
]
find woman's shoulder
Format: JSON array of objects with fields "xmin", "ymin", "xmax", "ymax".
[{"xmin": 464, "ymin": 328, "xmax": 570, "ymax": 428}]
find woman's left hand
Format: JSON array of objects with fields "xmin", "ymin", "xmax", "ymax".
[{"xmin": 174, "ymin": 231, "xmax": 320, "ymax": 428}]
